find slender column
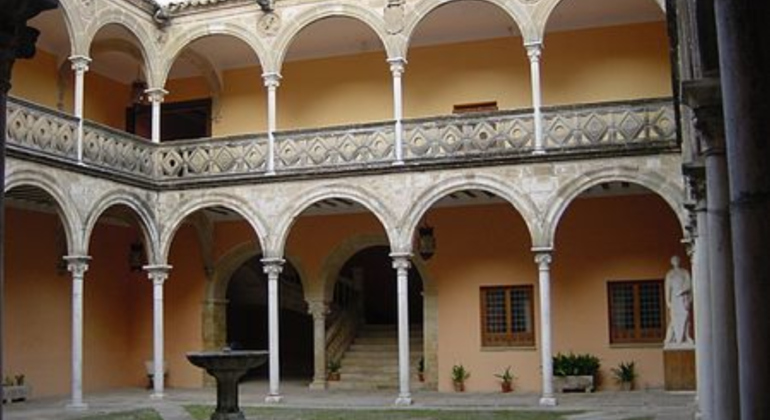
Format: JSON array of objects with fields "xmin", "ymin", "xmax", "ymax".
[
  {"xmin": 65, "ymin": 256, "xmax": 90, "ymax": 410},
  {"xmin": 696, "ymin": 103, "xmax": 740, "ymax": 420},
  {"xmin": 534, "ymin": 249, "xmax": 556, "ymax": 406},
  {"xmin": 391, "ymin": 253, "xmax": 412, "ymax": 405},
  {"xmin": 690, "ymin": 176, "xmax": 714, "ymax": 420},
  {"xmin": 145, "ymin": 88, "xmax": 167, "ymax": 144},
  {"xmin": 69, "ymin": 55, "xmax": 90, "ymax": 163},
  {"xmin": 262, "ymin": 258, "xmax": 284, "ymax": 403},
  {"xmin": 526, "ymin": 43, "xmax": 545, "ymax": 154},
  {"xmin": 388, "ymin": 58, "xmax": 406, "ymax": 165},
  {"xmin": 714, "ymin": 3, "xmax": 770, "ymax": 419},
  {"xmin": 307, "ymin": 300, "xmax": 329, "ymax": 390},
  {"xmin": 144, "ymin": 265, "xmax": 171, "ymax": 399},
  {"xmin": 263, "ymin": 73, "xmax": 281, "ymax": 175}
]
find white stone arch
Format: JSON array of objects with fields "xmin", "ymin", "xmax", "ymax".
[
  {"xmin": 402, "ymin": 0, "xmax": 537, "ymax": 56},
  {"xmin": 158, "ymin": 22, "xmax": 268, "ymax": 88},
  {"xmin": 159, "ymin": 194, "xmax": 268, "ymax": 264},
  {"xmin": 400, "ymin": 174, "xmax": 540, "ymax": 252},
  {"xmin": 271, "ymin": 184, "xmax": 399, "ymax": 259},
  {"xmin": 83, "ymin": 190, "xmax": 160, "ymax": 265},
  {"xmin": 542, "ymin": 166, "xmax": 686, "ymax": 248},
  {"xmin": 271, "ymin": 4, "xmax": 396, "ymax": 73},
  {"xmin": 531, "ymin": 0, "xmax": 666, "ymax": 44},
  {"xmin": 51, "ymin": 0, "xmax": 82, "ymax": 57},
  {"xmin": 82, "ymin": 11, "xmax": 159, "ymax": 86},
  {"xmin": 4, "ymin": 169, "xmax": 82, "ymax": 255}
]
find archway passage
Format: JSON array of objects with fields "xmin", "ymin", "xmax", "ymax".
[{"xmin": 226, "ymin": 255, "xmax": 313, "ymax": 380}]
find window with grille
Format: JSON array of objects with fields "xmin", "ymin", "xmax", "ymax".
[
  {"xmin": 480, "ymin": 285, "xmax": 535, "ymax": 347},
  {"xmin": 608, "ymin": 280, "xmax": 665, "ymax": 344}
]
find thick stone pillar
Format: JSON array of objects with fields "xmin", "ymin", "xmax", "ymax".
[
  {"xmin": 144, "ymin": 265, "xmax": 171, "ymax": 399},
  {"xmin": 388, "ymin": 58, "xmax": 406, "ymax": 165},
  {"xmin": 391, "ymin": 253, "xmax": 412, "ymax": 405},
  {"xmin": 145, "ymin": 88, "xmax": 167, "ymax": 144},
  {"xmin": 262, "ymin": 258, "xmax": 284, "ymax": 403},
  {"xmin": 307, "ymin": 300, "xmax": 329, "ymax": 390},
  {"xmin": 526, "ymin": 43, "xmax": 545, "ymax": 154},
  {"xmin": 263, "ymin": 73, "xmax": 281, "ymax": 175},
  {"xmin": 714, "ymin": 3, "xmax": 770, "ymax": 419},
  {"xmin": 65, "ymin": 256, "xmax": 90, "ymax": 410},
  {"xmin": 534, "ymin": 249, "xmax": 556, "ymax": 406},
  {"xmin": 69, "ymin": 55, "xmax": 90, "ymax": 163}
]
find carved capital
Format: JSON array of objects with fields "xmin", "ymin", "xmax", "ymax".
[
  {"xmin": 0, "ymin": 0, "xmax": 58, "ymax": 93},
  {"xmin": 261, "ymin": 257, "xmax": 285, "ymax": 277},
  {"xmin": 144, "ymin": 264, "xmax": 172, "ymax": 286},
  {"xmin": 69, "ymin": 55, "xmax": 91, "ymax": 73},
  {"xmin": 144, "ymin": 88, "xmax": 168, "ymax": 104},
  {"xmin": 262, "ymin": 72, "xmax": 282, "ymax": 89},
  {"xmin": 390, "ymin": 252, "xmax": 412, "ymax": 271},
  {"xmin": 682, "ymin": 78, "xmax": 724, "ymax": 156},
  {"xmin": 64, "ymin": 255, "xmax": 91, "ymax": 279},
  {"xmin": 307, "ymin": 300, "xmax": 329, "ymax": 318},
  {"xmin": 533, "ymin": 248, "xmax": 552, "ymax": 270},
  {"xmin": 388, "ymin": 58, "xmax": 406, "ymax": 76},
  {"xmin": 525, "ymin": 42, "xmax": 543, "ymax": 64}
]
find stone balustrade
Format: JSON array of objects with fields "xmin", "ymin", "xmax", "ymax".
[{"xmin": 5, "ymin": 96, "xmax": 677, "ymax": 187}]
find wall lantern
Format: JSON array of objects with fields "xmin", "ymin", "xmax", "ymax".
[
  {"xmin": 129, "ymin": 242, "xmax": 145, "ymax": 272},
  {"xmin": 417, "ymin": 219, "xmax": 436, "ymax": 261}
]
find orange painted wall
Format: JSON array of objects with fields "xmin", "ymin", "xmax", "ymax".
[
  {"xmin": 10, "ymin": 49, "xmax": 62, "ymax": 109},
  {"xmin": 553, "ymin": 194, "xmax": 685, "ymax": 390}
]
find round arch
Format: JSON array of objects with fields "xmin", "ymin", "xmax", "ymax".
[
  {"xmin": 47, "ymin": 0, "xmax": 81, "ymax": 57},
  {"xmin": 83, "ymin": 190, "xmax": 160, "ymax": 265},
  {"xmin": 271, "ymin": 184, "xmax": 399, "ymax": 258},
  {"xmin": 82, "ymin": 13, "xmax": 158, "ymax": 86},
  {"xmin": 543, "ymin": 166, "xmax": 686, "ymax": 247},
  {"xmin": 4, "ymin": 169, "xmax": 81, "ymax": 255},
  {"xmin": 159, "ymin": 23, "xmax": 268, "ymax": 88},
  {"xmin": 159, "ymin": 194, "xmax": 268, "ymax": 263},
  {"xmin": 400, "ymin": 174, "xmax": 540, "ymax": 252},
  {"xmin": 271, "ymin": 5, "xmax": 396, "ymax": 73},
  {"xmin": 402, "ymin": 0, "xmax": 536, "ymax": 56}
]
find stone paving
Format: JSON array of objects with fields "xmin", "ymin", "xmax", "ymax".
[{"xmin": 2, "ymin": 381, "xmax": 696, "ymax": 420}]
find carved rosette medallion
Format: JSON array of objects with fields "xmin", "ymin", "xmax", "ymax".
[
  {"xmin": 258, "ymin": 12, "xmax": 281, "ymax": 37},
  {"xmin": 384, "ymin": 0, "xmax": 405, "ymax": 35}
]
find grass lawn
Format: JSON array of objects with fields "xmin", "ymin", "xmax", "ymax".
[
  {"xmin": 75, "ymin": 408, "xmax": 162, "ymax": 420},
  {"xmin": 186, "ymin": 406, "xmax": 577, "ymax": 420}
]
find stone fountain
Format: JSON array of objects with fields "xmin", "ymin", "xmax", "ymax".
[{"xmin": 186, "ymin": 349, "xmax": 268, "ymax": 420}]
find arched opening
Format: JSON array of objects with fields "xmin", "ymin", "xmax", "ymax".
[
  {"xmin": 408, "ymin": 188, "xmax": 537, "ymax": 392},
  {"xmin": 552, "ymin": 181, "xmax": 687, "ymax": 391},
  {"xmin": 542, "ymin": 0, "xmax": 670, "ymax": 106},
  {"xmin": 281, "ymin": 17, "xmax": 390, "ymax": 130},
  {"xmin": 163, "ymin": 34, "xmax": 263, "ymax": 139},
  {"xmin": 3, "ymin": 185, "xmax": 73, "ymax": 398},
  {"xmin": 406, "ymin": 0, "xmax": 528, "ymax": 119},
  {"xmin": 88, "ymin": 24, "xmax": 150, "ymax": 131},
  {"xmin": 225, "ymin": 255, "xmax": 313, "ymax": 381}
]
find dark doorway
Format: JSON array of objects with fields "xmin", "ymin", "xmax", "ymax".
[
  {"xmin": 337, "ymin": 246, "xmax": 424, "ymax": 325},
  {"xmin": 226, "ymin": 256, "xmax": 313, "ymax": 380},
  {"xmin": 126, "ymin": 98, "xmax": 212, "ymax": 141}
]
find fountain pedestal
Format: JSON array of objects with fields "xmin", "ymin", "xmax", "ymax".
[{"xmin": 187, "ymin": 350, "xmax": 268, "ymax": 420}]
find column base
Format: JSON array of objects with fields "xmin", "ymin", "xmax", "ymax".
[
  {"xmin": 150, "ymin": 392, "xmax": 165, "ymax": 400},
  {"xmin": 532, "ymin": 149, "xmax": 546, "ymax": 156},
  {"xmin": 66, "ymin": 402, "xmax": 88, "ymax": 411},
  {"xmin": 265, "ymin": 394, "xmax": 283, "ymax": 404},
  {"xmin": 539, "ymin": 396, "xmax": 558, "ymax": 407},
  {"xmin": 395, "ymin": 395, "xmax": 413, "ymax": 406},
  {"xmin": 392, "ymin": 160, "xmax": 405, "ymax": 166},
  {"xmin": 265, "ymin": 171, "xmax": 276, "ymax": 176},
  {"xmin": 309, "ymin": 380, "xmax": 327, "ymax": 390}
]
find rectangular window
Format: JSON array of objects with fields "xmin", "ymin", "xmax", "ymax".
[
  {"xmin": 607, "ymin": 280, "xmax": 665, "ymax": 344},
  {"xmin": 480, "ymin": 285, "xmax": 535, "ymax": 347}
]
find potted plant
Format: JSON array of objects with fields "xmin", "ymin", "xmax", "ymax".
[
  {"xmin": 451, "ymin": 364, "xmax": 470, "ymax": 392},
  {"xmin": 552, "ymin": 352, "xmax": 601, "ymax": 393},
  {"xmin": 494, "ymin": 366, "xmax": 515, "ymax": 393},
  {"xmin": 327, "ymin": 360, "xmax": 341, "ymax": 381},
  {"xmin": 611, "ymin": 361, "xmax": 638, "ymax": 391},
  {"xmin": 417, "ymin": 356, "xmax": 425, "ymax": 382}
]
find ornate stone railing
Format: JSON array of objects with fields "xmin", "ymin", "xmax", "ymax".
[{"xmin": 6, "ymin": 96, "xmax": 677, "ymax": 186}]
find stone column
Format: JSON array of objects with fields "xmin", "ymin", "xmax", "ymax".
[
  {"xmin": 69, "ymin": 55, "xmax": 90, "ymax": 163},
  {"xmin": 714, "ymin": 3, "xmax": 770, "ymax": 419},
  {"xmin": 262, "ymin": 258, "xmax": 284, "ymax": 403},
  {"xmin": 388, "ymin": 58, "xmax": 406, "ymax": 165},
  {"xmin": 307, "ymin": 299, "xmax": 329, "ymax": 390},
  {"xmin": 391, "ymin": 253, "xmax": 412, "ymax": 405},
  {"xmin": 65, "ymin": 256, "xmax": 90, "ymax": 410},
  {"xmin": 144, "ymin": 265, "xmax": 171, "ymax": 399},
  {"xmin": 526, "ymin": 43, "xmax": 545, "ymax": 154},
  {"xmin": 145, "ymin": 88, "xmax": 167, "ymax": 144},
  {"xmin": 534, "ymin": 249, "xmax": 556, "ymax": 406},
  {"xmin": 263, "ymin": 73, "xmax": 281, "ymax": 175},
  {"xmin": 688, "ymin": 83, "xmax": 740, "ymax": 420}
]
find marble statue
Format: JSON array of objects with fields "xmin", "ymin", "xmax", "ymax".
[{"xmin": 665, "ymin": 256, "xmax": 694, "ymax": 346}]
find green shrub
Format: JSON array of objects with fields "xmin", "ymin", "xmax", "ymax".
[{"xmin": 552, "ymin": 352, "xmax": 600, "ymax": 377}]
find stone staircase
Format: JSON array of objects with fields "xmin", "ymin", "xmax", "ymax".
[{"xmin": 328, "ymin": 324, "xmax": 423, "ymax": 390}]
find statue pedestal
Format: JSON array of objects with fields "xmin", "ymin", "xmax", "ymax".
[{"xmin": 663, "ymin": 347, "xmax": 696, "ymax": 390}]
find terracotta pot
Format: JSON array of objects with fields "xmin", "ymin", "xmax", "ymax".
[
  {"xmin": 328, "ymin": 372, "xmax": 340, "ymax": 381},
  {"xmin": 453, "ymin": 381, "xmax": 465, "ymax": 392},
  {"xmin": 418, "ymin": 373, "xmax": 425, "ymax": 382},
  {"xmin": 501, "ymin": 382, "xmax": 513, "ymax": 393}
]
